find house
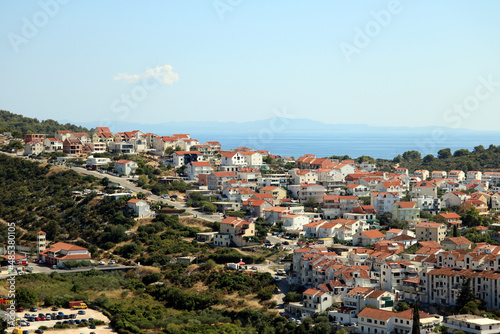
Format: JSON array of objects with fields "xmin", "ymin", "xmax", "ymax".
[
  {"xmin": 392, "ymin": 202, "xmax": 420, "ymax": 227},
  {"xmin": 290, "ymin": 169, "xmax": 318, "ymax": 185},
  {"xmin": 55, "ymin": 130, "xmax": 73, "ymax": 142},
  {"xmin": 43, "ymin": 138, "xmax": 63, "ymax": 151},
  {"xmin": 109, "ymin": 141, "xmax": 135, "ymax": 154},
  {"xmin": 460, "ymin": 200, "xmax": 488, "ymax": 215},
  {"xmin": 86, "ymin": 156, "xmax": 112, "ymax": 169},
  {"xmin": 220, "ymin": 152, "xmax": 246, "ymax": 168},
  {"xmin": 345, "ymin": 184, "xmax": 370, "ymax": 197},
  {"xmin": 414, "ymin": 169, "xmax": 429, "ymax": 180},
  {"xmin": 448, "ymin": 170, "xmax": 465, "ymax": 181},
  {"xmin": 259, "ymin": 186, "xmax": 287, "ymax": 200},
  {"xmin": 62, "ymin": 138, "xmax": 83, "ymax": 155},
  {"xmin": 374, "ymin": 181, "xmax": 405, "ymax": 195},
  {"xmin": 207, "ymin": 171, "xmax": 236, "ymax": 191},
  {"xmin": 411, "ymin": 181, "xmax": 437, "ymax": 197},
  {"xmin": 431, "ymin": 171, "xmax": 447, "ymax": 179},
  {"xmin": 380, "ymin": 261, "xmax": 419, "ymax": 293},
  {"xmin": 373, "ymin": 240, "xmax": 405, "ymax": 254},
  {"xmin": 187, "ymin": 161, "xmax": 213, "ymax": 180},
  {"xmin": 357, "ymin": 307, "xmax": 440, "ymax": 334},
  {"xmin": 286, "ymin": 288, "xmax": 333, "ymax": 319},
  {"xmin": 442, "ymin": 191, "xmax": 469, "ymax": 208},
  {"xmin": 24, "ymin": 140, "xmax": 44, "ymax": 156},
  {"xmin": 221, "ymin": 187, "xmax": 255, "ymax": 202},
  {"xmin": 297, "ymin": 183, "xmax": 326, "ymax": 204},
  {"xmin": 214, "ymin": 216, "xmax": 255, "ymax": 247},
  {"xmin": 127, "ymin": 199, "xmax": 155, "ymax": 218},
  {"xmin": 172, "ymin": 151, "xmax": 203, "ymax": 167},
  {"xmin": 84, "ymin": 142, "xmax": 107, "ymax": 154},
  {"xmin": 415, "ymin": 221, "xmax": 447, "ymax": 243},
  {"xmin": 390, "ymin": 234, "xmax": 418, "ymax": 249},
  {"xmin": 371, "ymin": 192, "xmax": 401, "ymax": 214},
  {"xmin": 354, "ymin": 230, "xmax": 386, "ymax": 246},
  {"xmin": 441, "ymin": 237, "xmax": 472, "ymax": 251},
  {"xmin": 240, "ymin": 151, "xmax": 263, "ymax": 168},
  {"xmin": 25, "ymin": 133, "xmax": 44, "ymax": 143},
  {"xmin": 343, "ymin": 287, "xmax": 395, "ymax": 313},
  {"xmin": 282, "ymin": 214, "xmax": 310, "ymax": 231},
  {"xmin": 114, "ymin": 160, "xmax": 138, "ymax": 176},
  {"xmin": 467, "ymin": 170, "xmax": 482, "ymax": 181},
  {"xmin": 436, "ymin": 212, "xmax": 462, "ymax": 226},
  {"xmin": 38, "ymin": 242, "xmax": 91, "ymax": 268}
]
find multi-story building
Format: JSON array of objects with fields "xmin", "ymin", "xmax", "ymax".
[
  {"xmin": 392, "ymin": 201, "xmax": 420, "ymax": 227},
  {"xmin": 415, "ymin": 221, "xmax": 447, "ymax": 243},
  {"xmin": 371, "ymin": 192, "xmax": 401, "ymax": 214},
  {"xmin": 426, "ymin": 267, "xmax": 500, "ymax": 308},
  {"xmin": 443, "ymin": 314, "xmax": 500, "ymax": 334},
  {"xmin": 213, "ymin": 216, "xmax": 255, "ymax": 247}
]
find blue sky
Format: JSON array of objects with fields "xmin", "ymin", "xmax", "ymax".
[{"xmin": 1, "ymin": 1, "xmax": 500, "ymax": 130}]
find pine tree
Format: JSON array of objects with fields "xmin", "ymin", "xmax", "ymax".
[{"xmin": 411, "ymin": 300, "xmax": 420, "ymax": 334}]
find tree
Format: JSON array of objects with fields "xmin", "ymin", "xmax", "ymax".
[
  {"xmin": 100, "ymin": 177, "xmax": 109, "ymax": 187},
  {"xmin": 457, "ymin": 277, "xmax": 474, "ymax": 308},
  {"xmin": 454, "ymin": 149, "xmax": 470, "ymax": 157},
  {"xmin": 453, "ymin": 224, "xmax": 459, "ymax": 237},
  {"xmin": 402, "ymin": 150, "xmax": 421, "ymax": 161},
  {"xmin": 423, "ymin": 154, "xmax": 435, "ymax": 163},
  {"xmin": 164, "ymin": 146, "xmax": 174, "ymax": 156},
  {"xmin": 16, "ymin": 287, "xmax": 38, "ymax": 307},
  {"xmin": 395, "ymin": 301, "xmax": 410, "ymax": 312},
  {"xmin": 137, "ymin": 175, "xmax": 148, "ymax": 187},
  {"xmin": 437, "ymin": 148, "xmax": 452, "ymax": 159},
  {"xmin": 411, "ymin": 301, "xmax": 420, "ymax": 334}
]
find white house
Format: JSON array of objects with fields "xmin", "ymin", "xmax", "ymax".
[
  {"xmin": 127, "ymin": 199, "xmax": 155, "ymax": 218},
  {"xmin": 187, "ymin": 161, "xmax": 213, "ymax": 180},
  {"xmin": 114, "ymin": 159, "xmax": 138, "ymax": 176},
  {"xmin": 282, "ymin": 214, "xmax": 310, "ymax": 231}
]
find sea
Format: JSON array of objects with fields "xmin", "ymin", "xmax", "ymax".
[{"xmin": 190, "ymin": 130, "xmax": 500, "ymax": 160}]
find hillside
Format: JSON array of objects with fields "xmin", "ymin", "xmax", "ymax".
[{"xmin": 0, "ymin": 109, "xmax": 93, "ymax": 137}]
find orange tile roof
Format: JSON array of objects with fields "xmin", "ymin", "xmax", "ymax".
[
  {"xmin": 444, "ymin": 237, "xmax": 472, "ymax": 245},
  {"xmin": 360, "ymin": 230, "xmax": 385, "ymax": 239},
  {"xmin": 395, "ymin": 201, "xmax": 417, "ymax": 208}
]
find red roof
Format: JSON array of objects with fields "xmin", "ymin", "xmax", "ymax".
[
  {"xmin": 360, "ymin": 230, "xmax": 385, "ymax": 239},
  {"xmin": 395, "ymin": 201, "xmax": 417, "ymax": 208},
  {"xmin": 191, "ymin": 161, "xmax": 211, "ymax": 167}
]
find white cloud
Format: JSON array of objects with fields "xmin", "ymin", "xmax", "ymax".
[{"xmin": 113, "ymin": 65, "xmax": 179, "ymax": 84}]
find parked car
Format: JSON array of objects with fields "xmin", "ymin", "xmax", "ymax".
[
  {"xmin": 98, "ymin": 261, "xmax": 105, "ymax": 265},
  {"xmin": 30, "ymin": 307, "xmax": 37, "ymax": 312},
  {"xmin": 78, "ymin": 310, "xmax": 86, "ymax": 315},
  {"xmin": 34, "ymin": 330, "xmax": 44, "ymax": 334},
  {"xmin": 108, "ymin": 260, "xmax": 115, "ymax": 265},
  {"xmin": 17, "ymin": 307, "xmax": 24, "ymax": 312},
  {"xmin": 90, "ymin": 324, "xmax": 96, "ymax": 329},
  {"xmin": 51, "ymin": 307, "xmax": 58, "ymax": 311}
]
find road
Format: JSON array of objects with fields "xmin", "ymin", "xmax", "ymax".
[{"xmin": 73, "ymin": 167, "xmax": 223, "ymax": 223}]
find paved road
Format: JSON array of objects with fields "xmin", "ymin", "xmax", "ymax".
[{"xmin": 73, "ymin": 167, "xmax": 223, "ymax": 223}]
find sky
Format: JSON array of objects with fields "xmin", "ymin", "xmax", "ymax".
[{"xmin": 1, "ymin": 1, "xmax": 500, "ymax": 130}]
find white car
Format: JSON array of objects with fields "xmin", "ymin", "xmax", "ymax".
[
  {"xmin": 98, "ymin": 261, "xmax": 105, "ymax": 265},
  {"xmin": 108, "ymin": 260, "xmax": 116, "ymax": 265}
]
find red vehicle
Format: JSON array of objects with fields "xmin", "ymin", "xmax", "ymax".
[
  {"xmin": 16, "ymin": 307, "xmax": 24, "ymax": 312},
  {"xmin": 40, "ymin": 316, "xmax": 46, "ymax": 321},
  {"xmin": 34, "ymin": 317, "xmax": 40, "ymax": 321}
]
